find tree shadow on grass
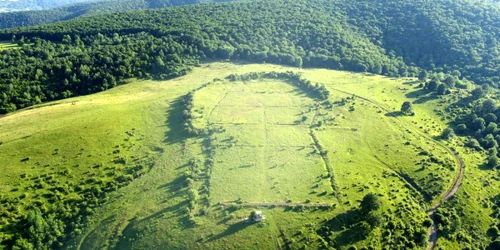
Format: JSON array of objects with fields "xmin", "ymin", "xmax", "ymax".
[
  {"xmin": 405, "ymin": 89, "xmax": 428, "ymax": 99},
  {"xmin": 139, "ymin": 200, "xmax": 190, "ymax": 223},
  {"xmin": 208, "ymin": 220, "xmax": 251, "ymax": 242},
  {"xmin": 113, "ymin": 217, "xmax": 138, "ymax": 250},
  {"xmin": 157, "ymin": 174, "xmax": 186, "ymax": 199},
  {"xmin": 402, "ymin": 80, "xmax": 421, "ymax": 86},
  {"xmin": 317, "ymin": 208, "xmax": 371, "ymax": 247},
  {"xmin": 322, "ymin": 209, "xmax": 361, "ymax": 232},
  {"xmin": 479, "ymin": 163, "xmax": 494, "ymax": 171},
  {"xmin": 112, "ymin": 201, "xmax": 192, "ymax": 249},
  {"xmin": 405, "ymin": 89, "xmax": 440, "ymax": 104},
  {"xmin": 416, "ymin": 93, "xmax": 437, "ymax": 104},
  {"xmin": 385, "ymin": 111, "xmax": 403, "ymax": 117},
  {"xmin": 333, "ymin": 222, "xmax": 371, "ymax": 247},
  {"xmin": 164, "ymin": 96, "xmax": 189, "ymax": 145}
]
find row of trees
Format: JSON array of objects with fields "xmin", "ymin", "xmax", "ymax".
[{"xmin": 455, "ymin": 97, "xmax": 500, "ymax": 168}]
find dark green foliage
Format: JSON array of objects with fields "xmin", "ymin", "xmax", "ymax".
[
  {"xmin": 0, "ymin": 0, "xmax": 240, "ymax": 29},
  {"xmin": 365, "ymin": 213, "xmax": 382, "ymax": 228},
  {"xmin": 418, "ymin": 70, "xmax": 428, "ymax": 82},
  {"xmin": 479, "ymin": 99, "xmax": 498, "ymax": 116},
  {"xmin": 360, "ymin": 193, "xmax": 381, "ymax": 215},
  {"xmin": 182, "ymin": 91, "xmax": 204, "ymax": 136},
  {"xmin": 423, "ymin": 218, "xmax": 433, "ymax": 228},
  {"xmin": 436, "ymin": 84, "xmax": 448, "ymax": 95},
  {"xmin": 485, "ymin": 113, "xmax": 498, "ymax": 124},
  {"xmin": 471, "ymin": 87, "xmax": 485, "ymax": 100},
  {"xmin": 486, "ymin": 123, "xmax": 498, "ymax": 134},
  {"xmin": 471, "ymin": 118, "xmax": 486, "ymax": 131},
  {"xmin": 453, "ymin": 98, "xmax": 500, "ymax": 156},
  {"xmin": 487, "ymin": 226, "xmax": 500, "ymax": 238},
  {"xmin": 0, "ymin": 33, "xmax": 194, "ymax": 113},
  {"xmin": 426, "ymin": 80, "xmax": 439, "ymax": 92},
  {"xmin": 400, "ymin": 101, "xmax": 414, "ymax": 115},
  {"xmin": 441, "ymin": 128, "xmax": 454, "ymax": 140},
  {"xmin": 435, "ymin": 206, "xmax": 461, "ymax": 239},
  {"xmin": 9, "ymin": 0, "xmax": 500, "ymax": 86},
  {"xmin": 249, "ymin": 211, "xmax": 257, "ymax": 223},
  {"xmin": 444, "ymin": 76, "xmax": 457, "ymax": 88},
  {"xmin": 488, "ymin": 241, "xmax": 500, "ymax": 250},
  {"xmin": 0, "ymin": 0, "xmax": 498, "ymax": 111},
  {"xmin": 465, "ymin": 138, "xmax": 480, "ymax": 150},
  {"xmin": 455, "ymin": 124, "xmax": 467, "ymax": 135},
  {"xmin": 488, "ymin": 155, "xmax": 499, "ymax": 168}
]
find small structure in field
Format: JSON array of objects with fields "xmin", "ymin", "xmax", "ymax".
[{"xmin": 249, "ymin": 210, "xmax": 266, "ymax": 222}]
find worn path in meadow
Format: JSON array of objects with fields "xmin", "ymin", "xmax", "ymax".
[{"xmin": 219, "ymin": 202, "xmax": 333, "ymax": 208}]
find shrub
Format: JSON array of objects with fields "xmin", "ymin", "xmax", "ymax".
[
  {"xmin": 441, "ymin": 128, "xmax": 454, "ymax": 139},
  {"xmin": 360, "ymin": 193, "xmax": 381, "ymax": 214},
  {"xmin": 455, "ymin": 124, "xmax": 467, "ymax": 135},
  {"xmin": 488, "ymin": 155, "xmax": 499, "ymax": 168}
]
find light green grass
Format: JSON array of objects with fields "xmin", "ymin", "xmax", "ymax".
[
  {"xmin": 1, "ymin": 62, "xmax": 486, "ymax": 249},
  {"xmin": 0, "ymin": 41, "xmax": 19, "ymax": 50},
  {"xmin": 195, "ymin": 79, "xmax": 331, "ymax": 203}
]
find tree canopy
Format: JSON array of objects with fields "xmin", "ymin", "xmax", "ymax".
[{"xmin": 0, "ymin": 0, "xmax": 498, "ymax": 113}]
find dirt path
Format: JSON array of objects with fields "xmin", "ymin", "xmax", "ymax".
[
  {"xmin": 329, "ymin": 87, "xmax": 465, "ymax": 249},
  {"xmin": 219, "ymin": 202, "xmax": 334, "ymax": 208}
]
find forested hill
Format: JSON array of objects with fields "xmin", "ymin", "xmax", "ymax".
[
  {"xmin": 0, "ymin": 0, "xmax": 239, "ymax": 29},
  {"xmin": 0, "ymin": 0, "xmax": 93, "ymax": 12},
  {"xmin": 0, "ymin": 0, "xmax": 499, "ymax": 114}
]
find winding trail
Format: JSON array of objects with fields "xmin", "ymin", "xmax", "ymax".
[{"xmin": 329, "ymin": 87, "xmax": 465, "ymax": 249}]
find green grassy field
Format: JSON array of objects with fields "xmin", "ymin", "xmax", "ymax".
[
  {"xmin": 191, "ymin": 79, "xmax": 330, "ymax": 204},
  {"xmin": 0, "ymin": 41, "xmax": 18, "ymax": 50},
  {"xmin": 0, "ymin": 62, "xmax": 491, "ymax": 249}
]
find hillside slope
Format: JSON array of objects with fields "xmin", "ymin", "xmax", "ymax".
[
  {"xmin": 0, "ymin": 62, "xmax": 466, "ymax": 250},
  {"xmin": 1, "ymin": 0, "xmax": 500, "ymax": 249},
  {"xmin": 0, "ymin": 0, "xmax": 499, "ymax": 114},
  {"xmin": 0, "ymin": 0, "xmax": 240, "ymax": 29},
  {"xmin": 0, "ymin": 0, "xmax": 406, "ymax": 113},
  {"xmin": 0, "ymin": 0, "xmax": 93, "ymax": 12}
]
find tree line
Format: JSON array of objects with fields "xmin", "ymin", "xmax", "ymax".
[{"xmin": 0, "ymin": 0, "xmax": 498, "ymax": 113}]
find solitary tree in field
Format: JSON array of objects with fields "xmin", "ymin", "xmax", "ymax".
[
  {"xmin": 360, "ymin": 193, "xmax": 381, "ymax": 215},
  {"xmin": 401, "ymin": 101, "xmax": 414, "ymax": 115}
]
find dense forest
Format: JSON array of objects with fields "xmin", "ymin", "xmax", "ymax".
[
  {"xmin": 0, "ymin": 0, "xmax": 498, "ymax": 114},
  {"xmin": 0, "ymin": 0, "xmax": 241, "ymax": 29},
  {"xmin": 0, "ymin": 0, "xmax": 93, "ymax": 12}
]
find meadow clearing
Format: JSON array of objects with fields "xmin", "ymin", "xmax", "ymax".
[
  {"xmin": 0, "ymin": 41, "xmax": 18, "ymax": 51},
  {"xmin": 0, "ymin": 62, "xmax": 491, "ymax": 249}
]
